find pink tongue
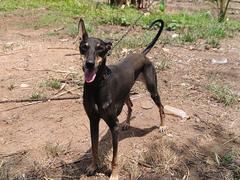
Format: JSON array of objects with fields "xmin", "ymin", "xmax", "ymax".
[{"xmin": 84, "ymin": 69, "xmax": 96, "ymax": 83}]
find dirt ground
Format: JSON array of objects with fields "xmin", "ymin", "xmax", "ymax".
[{"xmin": 0, "ymin": 2, "xmax": 240, "ymax": 180}]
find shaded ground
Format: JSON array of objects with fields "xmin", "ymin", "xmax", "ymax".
[{"xmin": 0, "ymin": 1, "xmax": 240, "ymax": 180}]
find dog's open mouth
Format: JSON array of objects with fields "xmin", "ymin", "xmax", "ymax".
[{"xmin": 84, "ymin": 69, "xmax": 96, "ymax": 83}]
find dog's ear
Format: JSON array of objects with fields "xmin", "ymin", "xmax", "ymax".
[
  {"xmin": 104, "ymin": 40, "xmax": 112, "ymax": 51},
  {"xmin": 78, "ymin": 18, "xmax": 88, "ymax": 41}
]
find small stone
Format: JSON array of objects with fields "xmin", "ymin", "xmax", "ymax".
[
  {"xmin": 20, "ymin": 83, "xmax": 29, "ymax": 88},
  {"xmin": 59, "ymin": 39, "xmax": 69, "ymax": 42},
  {"xmin": 171, "ymin": 33, "xmax": 179, "ymax": 38},
  {"xmin": 211, "ymin": 57, "xmax": 228, "ymax": 64},
  {"xmin": 162, "ymin": 48, "xmax": 170, "ymax": 52}
]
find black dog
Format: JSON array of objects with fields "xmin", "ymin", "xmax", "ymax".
[{"xmin": 79, "ymin": 18, "xmax": 165, "ymax": 180}]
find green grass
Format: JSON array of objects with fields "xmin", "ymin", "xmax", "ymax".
[
  {"xmin": 221, "ymin": 150, "xmax": 240, "ymax": 179},
  {"xmin": 155, "ymin": 58, "xmax": 170, "ymax": 71},
  {"xmin": 40, "ymin": 79, "xmax": 61, "ymax": 90},
  {"xmin": 30, "ymin": 92, "xmax": 43, "ymax": 100},
  {"xmin": 1, "ymin": 0, "xmax": 240, "ymax": 46},
  {"xmin": 208, "ymin": 84, "xmax": 238, "ymax": 106},
  {"xmin": 206, "ymin": 38, "xmax": 220, "ymax": 48}
]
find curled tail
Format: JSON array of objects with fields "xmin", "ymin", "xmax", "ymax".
[{"xmin": 142, "ymin": 19, "xmax": 164, "ymax": 55}]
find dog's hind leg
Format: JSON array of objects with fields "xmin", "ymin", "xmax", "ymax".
[
  {"xmin": 143, "ymin": 61, "xmax": 166, "ymax": 132},
  {"xmin": 122, "ymin": 95, "xmax": 133, "ymax": 130}
]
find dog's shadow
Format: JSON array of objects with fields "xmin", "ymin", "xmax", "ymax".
[{"xmin": 60, "ymin": 124, "xmax": 158, "ymax": 179}]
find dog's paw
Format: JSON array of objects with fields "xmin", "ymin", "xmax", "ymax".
[
  {"xmin": 110, "ymin": 174, "xmax": 119, "ymax": 180},
  {"xmin": 86, "ymin": 163, "xmax": 97, "ymax": 176},
  {"xmin": 122, "ymin": 122, "xmax": 130, "ymax": 131},
  {"xmin": 159, "ymin": 125, "xmax": 167, "ymax": 133}
]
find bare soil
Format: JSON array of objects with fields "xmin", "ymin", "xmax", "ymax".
[{"xmin": 0, "ymin": 2, "xmax": 240, "ymax": 180}]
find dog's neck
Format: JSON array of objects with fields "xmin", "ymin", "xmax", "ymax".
[{"xmin": 97, "ymin": 63, "xmax": 111, "ymax": 82}]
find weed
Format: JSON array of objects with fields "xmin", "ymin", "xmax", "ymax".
[
  {"xmin": 155, "ymin": 59, "xmax": 170, "ymax": 71},
  {"xmin": 180, "ymin": 32, "xmax": 197, "ymax": 43},
  {"xmin": 41, "ymin": 79, "xmax": 61, "ymax": 90},
  {"xmin": 66, "ymin": 22, "xmax": 93, "ymax": 37},
  {"xmin": 46, "ymin": 31, "xmax": 59, "ymax": 36},
  {"xmin": 221, "ymin": 150, "xmax": 240, "ymax": 179},
  {"xmin": 30, "ymin": 92, "xmax": 42, "ymax": 100},
  {"xmin": 208, "ymin": 84, "xmax": 237, "ymax": 106},
  {"xmin": 117, "ymin": 31, "xmax": 155, "ymax": 50},
  {"xmin": 207, "ymin": 38, "xmax": 220, "ymax": 48},
  {"xmin": 44, "ymin": 141, "xmax": 71, "ymax": 158}
]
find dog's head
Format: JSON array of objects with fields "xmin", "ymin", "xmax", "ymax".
[{"xmin": 78, "ymin": 19, "xmax": 112, "ymax": 83}]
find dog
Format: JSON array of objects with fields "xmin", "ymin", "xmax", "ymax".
[{"xmin": 79, "ymin": 18, "xmax": 165, "ymax": 180}]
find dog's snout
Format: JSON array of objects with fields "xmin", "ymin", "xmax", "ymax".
[{"xmin": 85, "ymin": 61, "xmax": 95, "ymax": 69}]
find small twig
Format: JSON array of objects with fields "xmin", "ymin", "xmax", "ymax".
[
  {"xmin": 53, "ymin": 27, "xmax": 64, "ymax": 32},
  {"xmin": 2, "ymin": 101, "xmax": 43, "ymax": 112},
  {"xmin": 0, "ymin": 150, "xmax": 27, "ymax": 158},
  {"xmin": 65, "ymin": 53, "xmax": 80, "ymax": 56},
  {"xmin": 53, "ymin": 87, "xmax": 81, "ymax": 97},
  {"xmin": 54, "ymin": 83, "xmax": 66, "ymax": 95},
  {"xmin": 182, "ymin": 161, "xmax": 190, "ymax": 180},
  {"xmin": 130, "ymin": 93, "xmax": 147, "ymax": 101},
  {"xmin": 138, "ymin": 160, "xmax": 152, "ymax": 168},
  {"xmin": 223, "ymin": 135, "xmax": 240, "ymax": 145},
  {"xmin": 122, "ymin": 155, "xmax": 152, "ymax": 168},
  {"xmin": 0, "ymin": 95, "xmax": 81, "ymax": 104},
  {"xmin": 214, "ymin": 152, "xmax": 221, "ymax": 166},
  {"xmin": 12, "ymin": 67, "xmax": 78, "ymax": 74}
]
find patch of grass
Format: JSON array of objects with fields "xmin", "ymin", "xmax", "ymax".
[
  {"xmin": 221, "ymin": 150, "xmax": 240, "ymax": 179},
  {"xmin": 40, "ymin": 79, "xmax": 61, "ymax": 90},
  {"xmin": 0, "ymin": 0, "xmax": 42, "ymax": 11},
  {"xmin": 141, "ymin": 137, "xmax": 179, "ymax": 175},
  {"xmin": 117, "ymin": 31, "xmax": 155, "ymax": 50},
  {"xmin": 44, "ymin": 141, "xmax": 71, "ymax": 158},
  {"xmin": 180, "ymin": 32, "xmax": 197, "ymax": 43},
  {"xmin": 45, "ymin": 31, "xmax": 59, "ymax": 37},
  {"xmin": 30, "ymin": 92, "xmax": 43, "ymax": 100},
  {"xmin": 122, "ymin": 160, "xmax": 141, "ymax": 179},
  {"xmin": 1, "ymin": 0, "xmax": 240, "ymax": 44},
  {"xmin": 207, "ymin": 38, "xmax": 220, "ymax": 48},
  {"xmin": 35, "ymin": 13, "xmax": 72, "ymax": 28},
  {"xmin": 66, "ymin": 22, "xmax": 93, "ymax": 37},
  {"xmin": 208, "ymin": 84, "xmax": 238, "ymax": 106}
]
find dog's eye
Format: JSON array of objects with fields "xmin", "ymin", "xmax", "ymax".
[
  {"xmin": 96, "ymin": 44, "xmax": 103, "ymax": 51},
  {"xmin": 81, "ymin": 43, "xmax": 89, "ymax": 50}
]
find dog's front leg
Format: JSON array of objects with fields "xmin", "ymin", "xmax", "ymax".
[
  {"xmin": 106, "ymin": 117, "xmax": 119, "ymax": 180},
  {"xmin": 86, "ymin": 118, "xmax": 100, "ymax": 175}
]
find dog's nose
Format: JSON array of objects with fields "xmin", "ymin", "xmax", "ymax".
[{"xmin": 86, "ymin": 61, "xmax": 95, "ymax": 69}]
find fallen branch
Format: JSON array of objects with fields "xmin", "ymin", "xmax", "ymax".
[
  {"xmin": 0, "ymin": 95, "xmax": 81, "ymax": 104},
  {"xmin": 65, "ymin": 53, "xmax": 80, "ymax": 56},
  {"xmin": 0, "ymin": 150, "xmax": 27, "ymax": 158},
  {"xmin": 12, "ymin": 67, "xmax": 78, "ymax": 74},
  {"xmin": 223, "ymin": 135, "xmax": 240, "ymax": 145},
  {"xmin": 2, "ymin": 101, "xmax": 43, "ymax": 112}
]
